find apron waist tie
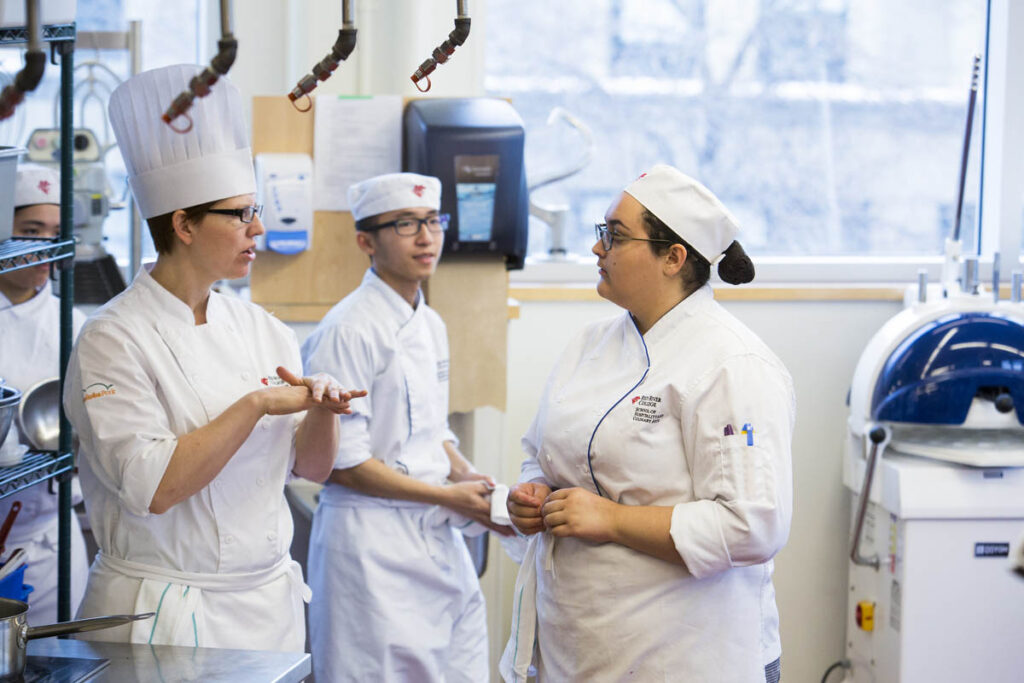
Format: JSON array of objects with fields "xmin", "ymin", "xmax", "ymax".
[
  {"xmin": 95, "ymin": 552, "xmax": 310, "ymax": 646},
  {"xmin": 500, "ymin": 533, "xmax": 551, "ymax": 682}
]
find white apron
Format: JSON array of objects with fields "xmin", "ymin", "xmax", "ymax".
[
  {"xmin": 76, "ymin": 552, "xmax": 308, "ymax": 650},
  {"xmin": 302, "ymin": 269, "xmax": 488, "ymax": 682},
  {"xmin": 64, "ymin": 267, "xmax": 308, "ymax": 650},
  {"xmin": 504, "ymin": 286, "xmax": 795, "ymax": 682},
  {"xmin": 0, "ymin": 288, "xmax": 88, "ymax": 623}
]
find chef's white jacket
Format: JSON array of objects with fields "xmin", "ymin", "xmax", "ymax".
[
  {"xmin": 0, "ymin": 288, "xmax": 88, "ymax": 623},
  {"xmin": 506, "ymin": 284, "xmax": 795, "ymax": 682},
  {"xmin": 63, "ymin": 267, "xmax": 308, "ymax": 651},
  {"xmin": 302, "ymin": 269, "xmax": 487, "ymax": 682}
]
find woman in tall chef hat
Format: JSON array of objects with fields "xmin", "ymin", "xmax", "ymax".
[
  {"xmin": 504, "ymin": 165, "xmax": 795, "ymax": 682},
  {"xmin": 63, "ymin": 64, "xmax": 365, "ymax": 651}
]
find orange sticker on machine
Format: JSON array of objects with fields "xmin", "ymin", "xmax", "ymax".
[{"xmin": 83, "ymin": 382, "xmax": 116, "ymax": 402}]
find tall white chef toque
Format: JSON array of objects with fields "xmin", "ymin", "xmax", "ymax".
[
  {"xmin": 14, "ymin": 164, "xmax": 60, "ymax": 208},
  {"xmin": 624, "ymin": 164, "xmax": 740, "ymax": 263},
  {"xmin": 348, "ymin": 172, "xmax": 441, "ymax": 226},
  {"xmin": 108, "ymin": 64, "xmax": 255, "ymax": 220}
]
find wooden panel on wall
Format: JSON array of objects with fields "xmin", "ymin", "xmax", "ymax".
[
  {"xmin": 250, "ymin": 96, "xmax": 366, "ymax": 310},
  {"xmin": 252, "ymin": 95, "xmax": 315, "ymax": 156},
  {"xmin": 425, "ymin": 256, "xmax": 509, "ymax": 412},
  {"xmin": 250, "ymin": 211, "xmax": 366, "ymax": 308}
]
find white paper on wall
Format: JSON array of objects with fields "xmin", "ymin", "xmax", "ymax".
[{"xmin": 313, "ymin": 95, "xmax": 403, "ymax": 211}]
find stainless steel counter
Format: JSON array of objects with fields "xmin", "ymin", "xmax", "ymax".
[{"xmin": 27, "ymin": 637, "xmax": 310, "ymax": 682}]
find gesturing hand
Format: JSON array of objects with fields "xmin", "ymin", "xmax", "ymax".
[
  {"xmin": 259, "ymin": 367, "xmax": 367, "ymax": 416},
  {"xmin": 541, "ymin": 487, "xmax": 618, "ymax": 543},
  {"xmin": 507, "ymin": 481, "xmax": 552, "ymax": 535},
  {"xmin": 277, "ymin": 366, "xmax": 367, "ymax": 415}
]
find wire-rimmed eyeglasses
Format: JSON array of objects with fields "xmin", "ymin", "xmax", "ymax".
[
  {"xmin": 208, "ymin": 205, "xmax": 264, "ymax": 224},
  {"xmin": 594, "ymin": 222, "xmax": 674, "ymax": 251}
]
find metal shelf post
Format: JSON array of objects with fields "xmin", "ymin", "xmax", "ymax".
[{"xmin": 57, "ymin": 34, "xmax": 75, "ymax": 625}]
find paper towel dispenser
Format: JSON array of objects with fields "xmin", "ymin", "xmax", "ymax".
[{"xmin": 403, "ymin": 98, "xmax": 528, "ymax": 270}]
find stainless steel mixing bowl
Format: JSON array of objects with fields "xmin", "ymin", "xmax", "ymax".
[{"xmin": 16, "ymin": 377, "xmax": 59, "ymax": 452}]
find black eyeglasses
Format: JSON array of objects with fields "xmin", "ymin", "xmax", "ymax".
[
  {"xmin": 366, "ymin": 214, "xmax": 449, "ymax": 236},
  {"xmin": 594, "ymin": 222, "xmax": 674, "ymax": 251},
  {"xmin": 207, "ymin": 204, "xmax": 264, "ymax": 224}
]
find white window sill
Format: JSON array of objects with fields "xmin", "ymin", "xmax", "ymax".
[{"xmin": 512, "ymin": 255, "xmax": 1012, "ymax": 287}]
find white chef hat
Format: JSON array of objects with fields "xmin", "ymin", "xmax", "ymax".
[
  {"xmin": 348, "ymin": 172, "xmax": 441, "ymax": 225},
  {"xmin": 624, "ymin": 164, "xmax": 740, "ymax": 262},
  {"xmin": 14, "ymin": 164, "xmax": 60, "ymax": 208},
  {"xmin": 108, "ymin": 64, "xmax": 255, "ymax": 219}
]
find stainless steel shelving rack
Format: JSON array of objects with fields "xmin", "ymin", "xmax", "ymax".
[{"xmin": 0, "ymin": 20, "xmax": 76, "ymax": 622}]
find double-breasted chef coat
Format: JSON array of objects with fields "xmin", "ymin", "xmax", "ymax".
[
  {"xmin": 302, "ymin": 269, "xmax": 488, "ymax": 683},
  {"xmin": 0, "ymin": 288, "xmax": 89, "ymax": 623},
  {"xmin": 503, "ymin": 284, "xmax": 795, "ymax": 682},
  {"xmin": 63, "ymin": 266, "xmax": 309, "ymax": 651}
]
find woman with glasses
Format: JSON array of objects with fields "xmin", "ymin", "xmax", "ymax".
[
  {"xmin": 63, "ymin": 65, "xmax": 363, "ymax": 651},
  {"xmin": 302, "ymin": 172, "xmax": 510, "ymax": 682},
  {"xmin": 504, "ymin": 165, "xmax": 794, "ymax": 683}
]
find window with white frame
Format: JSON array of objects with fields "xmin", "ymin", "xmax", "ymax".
[{"xmin": 485, "ymin": 0, "xmax": 989, "ymax": 271}]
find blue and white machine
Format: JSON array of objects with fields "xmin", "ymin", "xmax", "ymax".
[{"xmin": 842, "ymin": 273, "xmax": 1024, "ymax": 682}]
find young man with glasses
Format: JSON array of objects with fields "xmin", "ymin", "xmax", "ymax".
[{"xmin": 302, "ymin": 172, "xmax": 506, "ymax": 682}]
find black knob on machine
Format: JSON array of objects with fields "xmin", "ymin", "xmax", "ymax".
[
  {"xmin": 74, "ymin": 133, "xmax": 90, "ymax": 151},
  {"xmin": 995, "ymin": 393, "xmax": 1014, "ymax": 414},
  {"xmin": 869, "ymin": 426, "xmax": 887, "ymax": 444}
]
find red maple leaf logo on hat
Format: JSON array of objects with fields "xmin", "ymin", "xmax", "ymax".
[
  {"xmin": 38, "ymin": 180, "xmax": 51, "ymax": 195},
  {"xmin": 412, "ymin": 185, "xmax": 425, "ymax": 197}
]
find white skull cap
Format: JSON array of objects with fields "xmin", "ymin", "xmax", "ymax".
[
  {"xmin": 14, "ymin": 164, "xmax": 60, "ymax": 207},
  {"xmin": 108, "ymin": 64, "xmax": 255, "ymax": 219},
  {"xmin": 348, "ymin": 172, "xmax": 441, "ymax": 224},
  {"xmin": 624, "ymin": 164, "xmax": 740, "ymax": 262}
]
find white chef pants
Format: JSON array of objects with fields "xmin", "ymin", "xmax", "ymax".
[{"xmin": 308, "ymin": 502, "xmax": 488, "ymax": 682}]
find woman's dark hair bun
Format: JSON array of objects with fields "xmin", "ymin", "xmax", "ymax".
[{"xmin": 717, "ymin": 241, "xmax": 755, "ymax": 285}]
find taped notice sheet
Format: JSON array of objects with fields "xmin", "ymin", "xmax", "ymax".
[{"xmin": 313, "ymin": 95, "xmax": 402, "ymax": 211}]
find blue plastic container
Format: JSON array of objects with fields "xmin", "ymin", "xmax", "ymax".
[{"xmin": 0, "ymin": 564, "xmax": 33, "ymax": 602}]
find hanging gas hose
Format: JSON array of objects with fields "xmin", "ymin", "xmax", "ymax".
[
  {"xmin": 0, "ymin": 0, "xmax": 46, "ymax": 121},
  {"xmin": 287, "ymin": 0, "xmax": 357, "ymax": 112},
  {"xmin": 410, "ymin": 0, "xmax": 470, "ymax": 93},
  {"xmin": 162, "ymin": 0, "xmax": 237, "ymax": 133}
]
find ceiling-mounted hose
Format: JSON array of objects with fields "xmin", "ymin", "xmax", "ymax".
[
  {"xmin": 0, "ymin": 0, "xmax": 46, "ymax": 121},
  {"xmin": 410, "ymin": 0, "xmax": 470, "ymax": 93},
  {"xmin": 287, "ymin": 0, "xmax": 357, "ymax": 112},
  {"xmin": 162, "ymin": 0, "xmax": 238, "ymax": 133}
]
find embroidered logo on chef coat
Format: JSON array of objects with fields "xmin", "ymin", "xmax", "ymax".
[
  {"xmin": 259, "ymin": 374, "xmax": 288, "ymax": 387},
  {"xmin": 631, "ymin": 394, "xmax": 664, "ymax": 424},
  {"xmin": 437, "ymin": 359, "xmax": 450, "ymax": 383},
  {"xmin": 82, "ymin": 382, "xmax": 116, "ymax": 402}
]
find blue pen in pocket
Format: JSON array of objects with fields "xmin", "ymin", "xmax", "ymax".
[{"xmin": 741, "ymin": 423, "xmax": 754, "ymax": 446}]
